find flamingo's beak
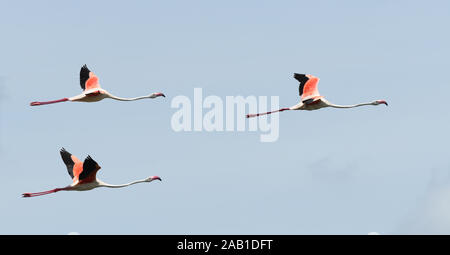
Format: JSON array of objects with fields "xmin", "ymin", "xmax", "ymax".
[
  {"xmin": 158, "ymin": 93, "xmax": 166, "ymax": 98},
  {"xmin": 378, "ymin": 100, "xmax": 388, "ymax": 106},
  {"xmin": 152, "ymin": 176, "xmax": 162, "ymax": 181}
]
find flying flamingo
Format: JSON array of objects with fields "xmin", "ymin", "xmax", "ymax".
[
  {"xmin": 22, "ymin": 148, "xmax": 162, "ymax": 198},
  {"xmin": 246, "ymin": 73, "xmax": 388, "ymax": 118},
  {"xmin": 30, "ymin": 65, "xmax": 165, "ymax": 106}
]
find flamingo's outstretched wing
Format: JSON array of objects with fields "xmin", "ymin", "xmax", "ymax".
[
  {"xmin": 79, "ymin": 155, "xmax": 101, "ymax": 182},
  {"xmin": 60, "ymin": 148, "xmax": 83, "ymax": 181},
  {"xmin": 80, "ymin": 65, "xmax": 101, "ymax": 91},
  {"xmin": 293, "ymin": 73, "xmax": 321, "ymax": 102}
]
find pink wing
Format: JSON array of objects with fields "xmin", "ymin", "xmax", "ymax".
[
  {"xmin": 294, "ymin": 73, "xmax": 322, "ymax": 102},
  {"xmin": 79, "ymin": 65, "xmax": 101, "ymax": 91}
]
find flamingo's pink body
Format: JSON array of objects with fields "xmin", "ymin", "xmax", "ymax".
[
  {"xmin": 246, "ymin": 73, "xmax": 387, "ymax": 118},
  {"xmin": 22, "ymin": 148, "xmax": 161, "ymax": 198},
  {"xmin": 30, "ymin": 65, "xmax": 165, "ymax": 106}
]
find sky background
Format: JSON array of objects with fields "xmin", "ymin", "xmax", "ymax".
[{"xmin": 1, "ymin": 0, "xmax": 449, "ymax": 234}]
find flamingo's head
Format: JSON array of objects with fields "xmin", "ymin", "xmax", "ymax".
[
  {"xmin": 374, "ymin": 100, "xmax": 388, "ymax": 106},
  {"xmin": 146, "ymin": 176, "xmax": 162, "ymax": 182},
  {"xmin": 150, "ymin": 92, "xmax": 166, "ymax": 98}
]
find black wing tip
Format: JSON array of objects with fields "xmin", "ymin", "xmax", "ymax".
[
  {"xmin": 293, "ymin": 73, "xmax": 309, "ymax": 83},
  {"xmin": 293, "ymin": 73, "xmax": 306, "ymax": 78},
  {"xmin": 80, "ymin": 64, "xmax": 91, "ymax": 75},
  {"xmin": 60, "ymin": 148, "xmax": 72, "ymax": 161},
  {"xmin": 80, "ymin": 64, "xmax": 91, "ymax": 90},
  {"xmin": 85, "ymin": 155, "xmax": 98, "ymax": 164},
  {"xmin": 59, "ymin": 148, "xmax": 75, "ymax": 179},
  {"xmin": 80, "ymin": 154, "xmax": 101, "ymax": 180}
]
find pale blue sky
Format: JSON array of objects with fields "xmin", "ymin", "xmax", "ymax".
[{"xmin": 1, "ymin": 0, "xmax": 449, "ymax": 234}]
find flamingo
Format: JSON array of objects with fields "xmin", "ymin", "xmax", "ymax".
[
  {"xmin": 246, "ymin": 73, "xmax": 388, "ymax": 118},
  {"xmin": 22, "ymin": 148, "xmax": 162, "ymax": 198},
  {"xmin": 30, "ymin": 65, "xmax": 165, "ymax": 106}
]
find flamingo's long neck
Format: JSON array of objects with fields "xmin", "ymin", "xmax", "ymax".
[
  {"xmin": 30, "ymin": 98, "xmax": 69, "ymax": 106},
  {"xmin": 246, "ymin": 108, "xmax": 290, "ymax": 118},
  {"xmin": 98, "ymin": 178, "xmax": 148, "ymax": 189},
  {"xmin": 326, "ymin": 102, "xmax": 375, "ymax": 108},
  {"xmin": 106, "ymin": 93, "xmax": 151, "ymax": 102},
  {"xmin": 22, "ymin": 187, "xmax": 69, "ymax": 198}
]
